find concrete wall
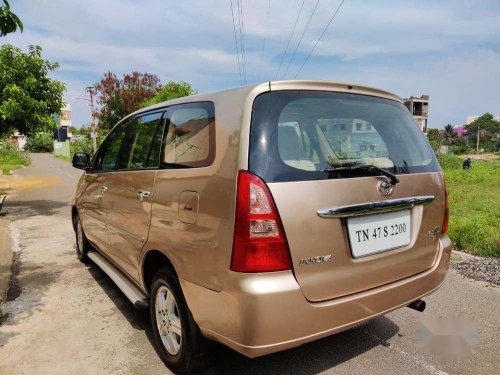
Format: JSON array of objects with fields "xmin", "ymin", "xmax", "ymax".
[{"xmin": 53, "ymin": 141, "xmax": 71, "ymax": 158}]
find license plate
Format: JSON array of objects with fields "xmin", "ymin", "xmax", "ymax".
[{"xmin": 347, "ymin": 210, "xmax": 411, "ymax": 258}]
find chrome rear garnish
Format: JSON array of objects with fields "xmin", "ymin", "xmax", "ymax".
[{"xmin": 317, "ymin": 196, "xmax": 435, "ymax": 218}]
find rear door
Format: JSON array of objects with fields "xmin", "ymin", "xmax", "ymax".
[
  {"xmin": 249, "ymin": 91, "xmax": 445, "ymax": 302},
  {"xmin": 105, "ymin": 111, "xmax": 164, "ymax": 280},
  {"xmin": 148, "ymin": 102, "xmax": 221, "ymax": 289}
]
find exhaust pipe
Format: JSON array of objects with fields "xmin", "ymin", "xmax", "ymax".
[{"xmin": 407, "ymin": 299, "xmax": 426, "ymax": 312}]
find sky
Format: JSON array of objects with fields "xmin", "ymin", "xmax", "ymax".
[{"xmin": 4, "ymin": 0, "xmax": 500, "ymax": 128}]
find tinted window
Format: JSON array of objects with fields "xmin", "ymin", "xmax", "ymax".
[
  {"xmin": 249, "ymin": 91, "xmax": 440, "ymax": 183},
  {"xmin": 162, "ymin": 102, "xmax": 215, "ymax": 168},
  {"xmin": 118, "ymin": 112, "xmax": 163, "ymax": 170},
  {"xmin": 93, "ymin": 121, "xmax": 129, "ymax": 172}
]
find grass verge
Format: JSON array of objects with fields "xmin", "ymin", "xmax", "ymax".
[
  {"xmin": 55, "ymin": 155, "xmax": 71, "ymax": 162},
  {"xmin": 440, "ymin": 154, "xmax": 499, "ymax": 257},
  {"xmin": 0, "ymin": 143, "xmax": 31, "ymax": 175}
]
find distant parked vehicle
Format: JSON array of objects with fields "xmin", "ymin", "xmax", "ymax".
[{"xmin": 71, "ymin": 80, "xmax": 451, "ymax": 373}]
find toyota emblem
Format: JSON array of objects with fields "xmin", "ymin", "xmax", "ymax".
[{"xmin": 378, "ymin": 180, "xmax": 394, "ymax": 196}]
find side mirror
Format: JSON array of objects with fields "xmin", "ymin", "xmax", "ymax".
[{"xmin": 72, "ymin": 152, "xmax": 91, "ymax": 170}]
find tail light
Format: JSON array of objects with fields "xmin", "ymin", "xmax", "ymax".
[
  {"xmin": 441, "ymin": 180, "xmax": 449, "ymax": 234},
  {"xmin": 230, "ymin": 170, "xmax": 292, "ymax": 272}
]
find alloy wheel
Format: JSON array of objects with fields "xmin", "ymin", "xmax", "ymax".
[
  {"xmin": 76, "ymin": 221, "xmax": 84, "ymax": 256},
  {"xmin": 155, "ymin": 285, "xmax": 182, "ymax": 355}
]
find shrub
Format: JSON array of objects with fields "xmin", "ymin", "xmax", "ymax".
[
  {"xmin": 0, "ymin": 140, "xmax": 31, "ymax": 173},
  {"xmin": 449, "ymin": 144, "xmax": 472, "ymax": 155},
  {"xmin": 70, "ymin": 129, "xmax": 109, "ymax": 157},
  {"xmin": 70, "ymin": 136, "xmax": 93, "ymax": 156},
  {"xmin": 25, "ymin": 132, "xmax": 54, "ymax": 152}
]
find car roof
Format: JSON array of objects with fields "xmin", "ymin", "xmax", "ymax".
[{"xmin": 128, "ymin": 80, "xmax": 402, "ymax": 119}]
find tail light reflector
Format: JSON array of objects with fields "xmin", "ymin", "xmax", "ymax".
[{"xmin": 230, "ymin": 171, "xmax": 292, "ymax": 272}]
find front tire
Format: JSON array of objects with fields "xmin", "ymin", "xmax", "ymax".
[
  {"xmin": 75, "ymin": 215, "xmax": 91, "ymax": 263},
  {"xmin": 150, "ymin": 268, "xmax": 210, "ymax": 373}
]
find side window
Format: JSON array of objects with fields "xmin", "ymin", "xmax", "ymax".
[
  {"xmin": 93, "ymin": 121, "xmax": 129, "ymax": 172},
  {"xmin": 163, "ymin": 102, "xmax": 215, "ymax": 168},
  {"xmin": 118, "ymin": 112, "xmax": 163, "ymax": 170}
]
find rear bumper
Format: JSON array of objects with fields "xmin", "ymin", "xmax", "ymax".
[{"xmin": 180, "ymin": 235, "xmax": 452, "ymax": 358}]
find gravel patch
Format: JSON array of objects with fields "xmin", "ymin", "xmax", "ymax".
[{"xmin": 450, "ymin": 251, "xmax": 500, "ymax": 286}]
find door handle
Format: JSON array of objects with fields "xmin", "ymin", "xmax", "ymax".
[
  {"xmin": 100, "ymin": 186, "xmax": 108, "ymax": 193},
  {"xmin": 136, "ymin": 190, "xmax": 151, "ymax": 200}
]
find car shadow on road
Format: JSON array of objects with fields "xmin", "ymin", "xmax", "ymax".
[
  {"xmin": 85, "ymin": 262, "xmax": 162, "ymax": 364},
  {"xmin": 85, "ymin": 262, "xmax": 400, "ymax": 374},
  {"xmin": 86, "ymin": 264, "xmax": 150, "ymax": 331},
  {"xmin": 203, "ymin": 316, "xmax": 399, "ymax": 374}
]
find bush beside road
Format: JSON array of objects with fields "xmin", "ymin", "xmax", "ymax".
[
  {"xmin": 440, "ymin": 154, "xmax": 500, "ymax": 258},
  {"xmin": 0, "ymin": 142, "xmax": 30, "ymax": 177}
]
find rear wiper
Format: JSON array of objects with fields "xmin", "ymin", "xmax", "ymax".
[{"xmin": 324, "ymin": 164, "xmax": 399, "ymax": 185}]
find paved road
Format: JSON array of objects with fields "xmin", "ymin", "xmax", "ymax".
[{"xmin": 0, "ymin": 154, "xmax": 499, "ymax": 374}]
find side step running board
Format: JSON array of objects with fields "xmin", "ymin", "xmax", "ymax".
[{"xmin": 88, "ymin": 251, "xmax": 149, "ymax": 310}]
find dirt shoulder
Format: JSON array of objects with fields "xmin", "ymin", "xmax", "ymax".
[
  {"xmin": 0, "ymin": 217, "xmax": 12, "ymax": 310},
  {"xmin": 450, "ymin": 250, "xmax": 500, "ymax": 286}
]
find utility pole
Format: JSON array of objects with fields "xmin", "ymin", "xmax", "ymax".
[{"xmin": 86, "ymin": 86, "xmax": 97, "ymax": 153}]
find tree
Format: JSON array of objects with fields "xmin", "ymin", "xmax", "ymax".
[
  {"xmin": 443, "ymin": 124, "xmax": 455, "ymax": 145},
  {"xmin": 465, "ymin": 113, "xmax": 500, "ymax": 135},
  {"xmin": 141, "ymin": 81, "xmax": 197, "ymax": 108},
  {"xmin": 465, "ymin": 113, "xmax": 500, "ymax": 153},
  {"xmin": 94, "ymin": 71, "xmax": 161, "ymax": 130},
  {"xmin": 426, "ymin": 128, "xmax": 443, "ymax": 152},
  {"xmin": 427, "ymin": 128, "xmax": 442, "ymax": 141},
  {"xmin": 0, "ymin": 44, "xmax": 65, "ymax": 138},
  {"xmin": 0, "ymin": 0, "xmax": 23, "ymax": 37}
]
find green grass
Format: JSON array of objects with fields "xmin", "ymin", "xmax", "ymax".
[
  {"xmin": 55, "ymin": 154, "xmax": 71, "ymax": 162},
  {"xmin": 440, "ymin": 154, "xmax": 500, "ymax": 257},
  {"xmin": 0, "ymin": 143, "xmax": 31, "ymax": 175}
]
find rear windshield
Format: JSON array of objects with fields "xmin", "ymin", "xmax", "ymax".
[{"xmin": 249, "ymin": 91, "xmax": 440, "ymax": 182}]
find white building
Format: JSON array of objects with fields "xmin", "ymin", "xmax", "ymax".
[
  {"xmin": 54, "ymin": 102, "xmax": 73, "ymax": 140},
  {"xmin": 59, "ymin": 102, "xmax": 72, "ymax": 137},
  {"xmin": 10, "ymin": 131, "xmax": 26, "ymax": 150},
  {"xmin": 404, "ymin": 95, "xmax": 429, "ymax": 133}
]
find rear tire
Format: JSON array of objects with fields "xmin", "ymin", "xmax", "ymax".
[
  {"xmin": 150, "ymin": 268, "xmax": 211, "ymax": 373},
  {"xmin": 75, "ymin": 215, "xmax": 91, "ymax": 263}
]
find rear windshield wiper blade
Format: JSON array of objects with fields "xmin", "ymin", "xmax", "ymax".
[{"xmin": 324, "ymin": 164, "xmax": 399, "ymax": 185}]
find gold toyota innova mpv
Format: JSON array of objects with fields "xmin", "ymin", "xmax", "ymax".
[{"xmin": 71, "ymin": 80, "xmax": 451, "ymax": 372}]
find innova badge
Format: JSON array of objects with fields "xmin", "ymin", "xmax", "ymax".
[
  {"xmin": 378, "ymin": 180, "xmax": 394, "ymax": 196},
  {"xmin": 299, "ymin": 254, "xmax": 333, "ymax": 266}
]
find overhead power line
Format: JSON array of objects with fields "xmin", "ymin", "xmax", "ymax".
[
  {"xmin": 258, "ymin": 0, "xmax": 271, "ymax": 77},
  {"xmin": 275, "ymin": 0, "xmax": 306, "ymax": 80},
  {"xmin": 283, "ymin": 0, "xmax": 321, "ymax": 79},
  {"xmin": 295, "ymin": 0, "xmax": 346, "ymax": 78},
  {"xmin": 229, "ymin": 0, "xmax": 243, "ymax": 85},
  {"xmin": 237, "ymin": 0, "xmax": 246, "ymax": 84}
]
